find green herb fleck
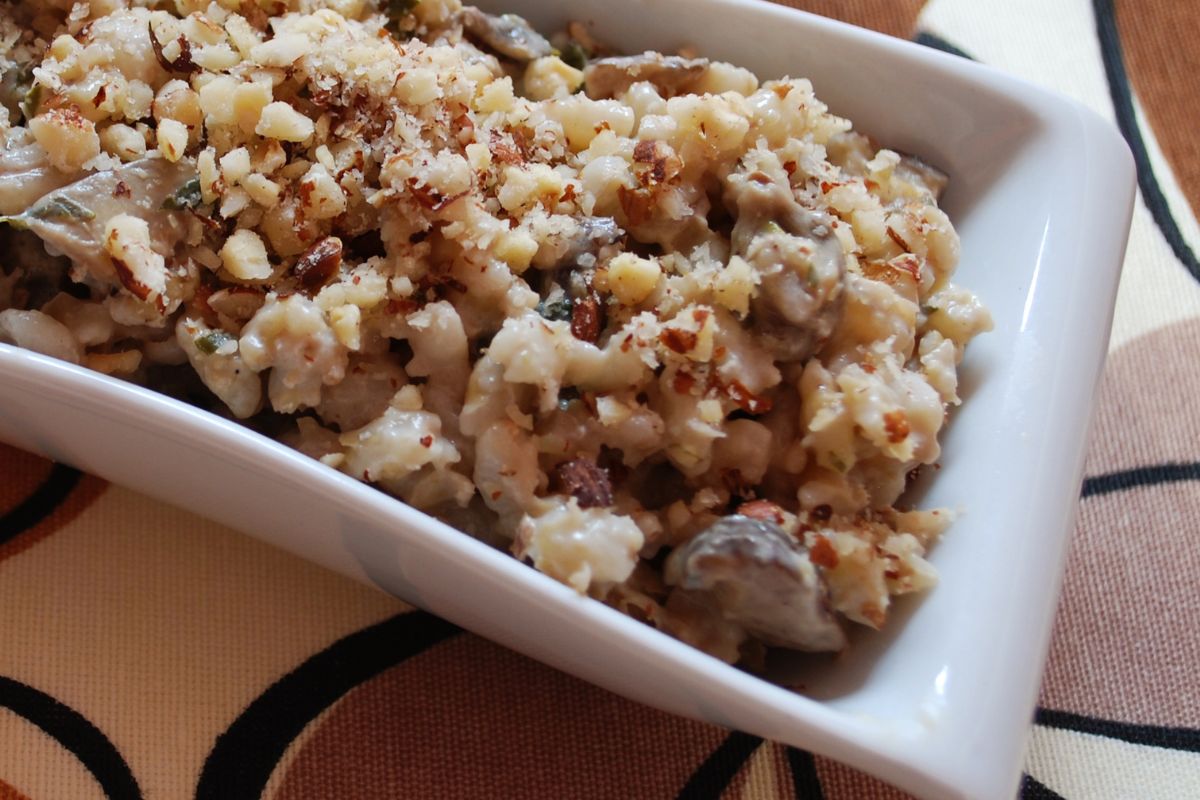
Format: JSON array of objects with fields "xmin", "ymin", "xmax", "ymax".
[
  {"xmin": 195, "ymin": 330, "xmax": 234, "ymax": 355},
  {"xmin": 0, "ymin": 193, "xmax": 94, "ymax": 229},
  {"xmin": 763, "ymin": 220, "xmax": 785, "ymax": 235},
  {"xmin": 29, "ymin": 196, "xmax": 95, "ymax": 221},
  {"xmin": 385, "ymin": 0, "xmax": 420, "ymax": 33},
  {"xmin": 162, "ymin": 177, "xmax": 202, "ymax": 210},
  {"xmin": 560, "ymin": 41, "xmax": 589, "ymax": 71},
  {"xmin": 19, "ymin": 81, "xmax": 40, "ymax": 122},
  {"xmin": 536, "ymin": 295, "xmax": 573, "ymax": 323}
]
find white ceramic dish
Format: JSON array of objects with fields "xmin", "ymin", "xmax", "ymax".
[{"xmin": 0, "ymin": 1, "xmax": 1134, "ymax": 797}]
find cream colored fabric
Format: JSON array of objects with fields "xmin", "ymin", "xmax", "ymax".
[{"xmin": 2, "ymin": 1, "xmax": 1197, "ymax": 798}]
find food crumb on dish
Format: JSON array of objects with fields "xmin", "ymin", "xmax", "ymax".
[{"xmin": 0, "ymin": 0, "xmax": 991, "ymax": 666}]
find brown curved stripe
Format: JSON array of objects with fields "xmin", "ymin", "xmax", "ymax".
[
  {"xmin": 815, "ymin": 756, "xmax": 912, "ymax": 799},
  {"xmin": 1041, "ymin": 480, "xmax": 1200, "ymax": 728},
  {"xmin": 1081, "ymin": 318, "xmax": 1200, "ymax": 475},
  {"xmin": 0, "ymin": 445, "xmax": 55, "ymax": 517},
  {"xmin": 773, "ymin": 0, "xmax": 927, "ymax": 39},
  {"xmin": 1040, "ymin": 319, "xmax": 1200, "ymax": 726},
  {"xmin": 0, "ymin": 448, "xmax": 107, "ymax": 564},
  {"xmin": 0, "ymin": 779, "xmax": 31, "ymax": 800},
  {"xmin": 1116, "ymin": 0, "xmax": 1200, "ymax": 219},
  {"xmin": 272, "ymin": 634, "xmax": 729, "ymax": 800}
]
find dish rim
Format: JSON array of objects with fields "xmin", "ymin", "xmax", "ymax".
[{"xmin": 0, "ymin": 3, "xmax": 1137, "ymax": 797}]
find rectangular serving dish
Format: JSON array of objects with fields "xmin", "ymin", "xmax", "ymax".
[{"xmin": 0, "ymin": 1, "xmax": 1134, "ymax": 796}]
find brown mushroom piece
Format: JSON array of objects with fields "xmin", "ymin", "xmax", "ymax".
[
  {"xmin": 730, "ymin": 180, "xmax": 846, "ymax": 362},
  {"xmin": 670, "ymin": 514, "xmax": 847, "ymax": 652},
  {"xmin": 895, "ymin": 153, "xmax": 949, "ymax": 202},
  {"xmin": 535, "ymin": 215, "xmax": 623, "ymax": 270},
  {"xmin": 1, "ymin": 157, "xmax": 195, "ymax": 284},
  {"xmin": 460, "ymin": 8, "xmax": 552, "ymax": 62},
  {"xmin": 0, "ymin": 128, "xmax": 79, "ymax": 216},
  {"xmin": 583, "ymin": 53, "xmax": 710, "ymax": 99}
]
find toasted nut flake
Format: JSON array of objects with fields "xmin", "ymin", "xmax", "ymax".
[
  {"xmin": 29, "ymin": 107, "xmax": 100, "ymax": 172},
  {"xmin": 157, "ymin": 118, "xmax": 188, "ymax": 162},
  {"xmin": 242, "ymin": 173, "xmax": 282, "ymax": 208},
  {"xmin": 148, "ymin": 24, "xmax": 201, "ymax": 76},
  {"xmin": 570, "ymin": 291, "xmax": 604, "ymax": 343},
  {"xmin": 219, "ymin": 147, "xmax": 252, "ymax": 185},
  {"xmin": 220, "ymin": 229, "xmax": 272, "ymax": 281},
  {"xmin": 552, "ymin": 458, "xmax": 614, "ymax": 509},
  {"xmin": 607, "ymin": 252, "xmax": 660, "ymax": 306},
  {"xmin": 255, "ymin": 101, "xmax": 314, "ymax": 143},
  {"xmin": 103, "ymin": 214, "xmax": 167, "ymax": 304},
  {"xmin": 294, "ymin": 237, "xmax": 343, "ymax": 293}
]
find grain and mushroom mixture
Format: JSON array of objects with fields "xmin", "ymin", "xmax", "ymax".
[{"xmin": 0, "ymin": 0, "xmax": 992, "ymax": 665}]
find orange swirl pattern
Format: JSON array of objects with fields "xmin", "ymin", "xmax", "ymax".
[
  {"xmin": 0, "ymin": 444, "xmax": 106, "ymax": 563},
  {"xmin": 2, "ymin": 1, "xmax": 1199, "ymax": 798}
]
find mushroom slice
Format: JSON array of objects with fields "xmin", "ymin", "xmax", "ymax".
[
  {"xmin": 535, "ymin": 215, "xmax": 623, "ymax": 270},
  {"xmin": 894, "ymin": 153, "xmax": 949, "ymax": 202},
  {"xmin": 584, "ymin": 52, "xmax": 709, "ymax": 99},
  {"xmin": 730, "ymin": 180, "xmax": 846, "ymax": 362},
  {"xmin": 0, "ymin": 129, "xmax": 79, "ymax": 215},
  {"xmin": 670, "ymin": 514, "xmax": 846, "ymax": 652},
  {"xmin": 460, "ymin": 8, "xmax": 552, "ymax": 62},
  {"xmin": 2, "ymin": 157, "xmax": 195, "ymax": 289}
]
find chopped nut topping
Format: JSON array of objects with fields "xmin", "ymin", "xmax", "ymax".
[
  {"xmin": 552, "ymin": 458, "xmax": 614, "ymax": 509},
  {"xmin": 294, "ymin": 236, "xmax": 343, "ymax": 293}
]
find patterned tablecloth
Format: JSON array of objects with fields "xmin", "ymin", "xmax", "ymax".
[{"xmin": 2, "ymin": 1, "xmax": 1198, "ymax": 798}]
